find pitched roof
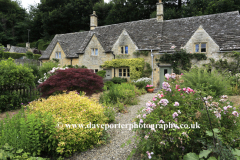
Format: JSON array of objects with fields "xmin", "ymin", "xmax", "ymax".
[
  {"xmin": 40, "ymin": 31, "xmax": 89, "ymax": 59},
  {"xmin": 9, "ymin": 46, "xmax": 27, "ymax": 53},
  {"xmin": 40, "ymin": 11, "xmax": 240, "ymax": 59}
]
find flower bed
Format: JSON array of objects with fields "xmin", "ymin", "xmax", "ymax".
[{"xmin": 131, "ymin": 73, "xmax": 240, "ymax": 160}]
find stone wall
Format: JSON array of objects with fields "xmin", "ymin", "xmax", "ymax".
[
  {"xmin": 14, "ymin": 59, "xmax": 40, "ymax": 66},
  {"xmin": 79, "ymin": 35, "xmax": 113, "ymax": 71}
]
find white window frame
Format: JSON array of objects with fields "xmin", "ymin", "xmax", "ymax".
[
  {"xmin": 120, "ymin": 46, "xmax": 128, "ymax": 54},
  {"xmin": 55, "ymin": 52, "xmax": 61, "ymax": 59},
  {"xmin": 118, "ymin": 68, "xmax": 130, "ymax": 77},
  {"xmin": 91, "ymin": 48, "xmax": 98, "ymax": 56},
  {"xmin": 194, "ymin": 43, "xmax": 207, "ymax": 53}
]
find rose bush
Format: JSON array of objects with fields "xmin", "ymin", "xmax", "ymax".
[{"xmin": 132, "ymin": 74, "xmax": 240, "ymax": 160}]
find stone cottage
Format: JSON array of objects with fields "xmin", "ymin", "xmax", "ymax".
[{"xmin": 39, "ymin": 0, "xmax": 240, "ymax": 87}]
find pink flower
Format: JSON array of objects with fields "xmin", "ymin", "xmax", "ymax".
[
  {"xmin": 143, "ymin": 114, "xmax": 147, "ymax": 119},
  {"xmin": 146, "ymin": 151, "xmax": 154, "ymax": 159},
  {"xmin": 178, "ymin": 89, "xmax": 181, "ymax": 91},
  {"xmin": 176, "ymin": 85, "xmax": 180, "ymax": 89},
  {"xmin": 172, "ymin": 112, "xmax": 179, "ymax": 119},
  {"xmin": 232, "ymin": 111, "xmax": 239, "ymax": 117},
  {"xmin": 174, "ymin": 102, "xmax": 179, "ymax": 107},
  {"xmin": 140, "ymin": 119, "xmax": 143, "ymax": 123},
  {"xmin": 183, "ymin": 88, "xmax": 186, "ymax": 91},
  {"xmin": 181, "ymin": 73, "xmax": 183, "ymax": 75},
  {"xmin": 152, "ymin": 97, "xmax": 157, "ymax": 101},
  {"xmin": 223, "ymin": 106, "xmax": 228, "ymax": 111},
  {"xmin": 159, "ymin": 120, "xmax": 165, "ymax": 123}
]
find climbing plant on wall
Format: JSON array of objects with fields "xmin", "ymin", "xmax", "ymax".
[
  {"xmin": 205, "ymin": 51, "xmax": 240, "ymax": 74},
  {"xmin": 155, "ymin": 50, "xmax": 207, "ymax": 74},
  {"xmin": 102, "ymin": 58, "xmax": 145, "ymax": 79},
  {"xmin": 133, "ymin": 51, "xmax": 149, "ymax": 57}
]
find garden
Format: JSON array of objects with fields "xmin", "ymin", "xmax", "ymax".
[{"xmin": 0, "ymin": 51, "xmax": 240, "ymax": 159}]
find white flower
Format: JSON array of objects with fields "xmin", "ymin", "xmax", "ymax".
[{"xmin": 178, "ymin": 110, "xmax": 181, "ymax": 114}]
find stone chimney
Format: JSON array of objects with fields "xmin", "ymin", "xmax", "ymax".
[
  {"xmin": 26, "ymin": 42, "xmax": 30, "ymax": 49},
  {"xmin": 90, "ymin": 11, "xmax": 98, "ymax": 30},
  {"xmin": 7, "ymin": 44, "xmax": 11, "ymax": 50},
  {"xmin": 157, "ymin": 0, "xmax": 164, "ymax": 22}
]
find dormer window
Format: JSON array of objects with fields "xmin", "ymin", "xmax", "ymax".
[
  {"xmin": 121, "ymin": 46, "xmax": 128, "ymax": 54},
  {"xmin": 195, "ymin": 43, "xmax": 207, "ymax": 53},
  {"xmin": 91, "ymin": 48, "xmax": 98, "ymax": 56},
  {"xmin": 55, "ymin": 52, "xmax": 61, "ymax": 59}
]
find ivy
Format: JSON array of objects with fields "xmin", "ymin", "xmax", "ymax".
[
  {"xmin": 206, "ymin": 52, "xmax": 240, "ymax": 74},
  {"xmin": 142, "ymin": 62, "xmax": 152, "ymax": 77},
  {"xmin": 102, "ymin": 58, "xmax": 145, "ymax": 79},
  {"xmin": 155, "ymin": 50, "xmax": 207, "ymax": 74}
]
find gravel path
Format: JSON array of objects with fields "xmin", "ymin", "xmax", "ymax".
[{"xmin": 66, "ymin": 93, "xmax": 156, "ymax": 160}]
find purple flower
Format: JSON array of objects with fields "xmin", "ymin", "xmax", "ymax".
[
  {"xmin": 140, "ymin": 119, "xmax": 143, "ymax": 123},
  {"xmin": 159, "ymin": 120, "xmax": 165, "ymax": 123}
]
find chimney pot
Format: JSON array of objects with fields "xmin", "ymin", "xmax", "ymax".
[
  {"xmin": 26, "ymin": 42, "xmax": 30, "ymax": 49},
  {"xmin": 7, "ymin": 44, "xmax": 11, "ymax": 49},
  {"xmin": 90, "ymin": 11, "xmax": 98, "ymax": 30},
  {"xmin": 157, "ymin": 0, "xmax": 164, "ymax": 22}
]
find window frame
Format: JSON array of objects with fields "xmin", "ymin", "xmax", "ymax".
[
  {"xmin": 194, "ymin": 43, "xmax": 207, "ymax": 53},
  {"xmin": 55, "ymin": 52, "xmax": 61, "ymax": 59},
  {"xmin": 118, "ymin": 68, "xmax": 130, "ymax": 77},
  {"xmin": 120, "ymin": 46, "xmax": 128, "ymax": 54},
  {"xmin": 91, "ymin": 48, "xmax": 98, "ymax": 56}
]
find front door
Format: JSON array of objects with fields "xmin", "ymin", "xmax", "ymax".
[
  {"xmin": 160, "ymin": 67, "xmax": 172, "ymax": 88},
  {"xmin": 104, "ymin": 69, "xmax": 112, "ymax": 80}
]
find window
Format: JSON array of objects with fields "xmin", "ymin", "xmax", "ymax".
[
  {"xmin": 119, "ymin": 68, "xmax": 130, "ymax": 77},
  {"xmin": 94, "ymin": 69, "xmax": 98, "ymax": 73},
  {"xmin": 55, "ymin": 52, "xmax": 61, "ymax": 59},
  {"xmin": 195, "ymin": 43, "xmax": 207, "ymax": 53},
  {"xmin": 120, "ymin": 46, "xmax": 128, "ymax": 54},
  {"xmin": 91, "ymin": 48, "xmax": 98, "ymax": 56}
]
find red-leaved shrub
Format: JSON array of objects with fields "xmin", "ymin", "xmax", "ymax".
[{"xmin": 38, "ymin": 68, "xmax": 104, "ymax": 97}]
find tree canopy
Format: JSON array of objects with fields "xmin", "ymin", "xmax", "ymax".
[{"xmin": 0, "ymin": 0, "xmax": 240, "ymax": 47}]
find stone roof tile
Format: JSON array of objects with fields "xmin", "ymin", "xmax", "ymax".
[{"xmin": 40, "ymin": 11, "xmax": 240, "ymax": 59}]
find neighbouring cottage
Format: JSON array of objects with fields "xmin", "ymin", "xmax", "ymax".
[{"xmin": 39, "ymin": 0, "xmax": 240, "ymax": 88}]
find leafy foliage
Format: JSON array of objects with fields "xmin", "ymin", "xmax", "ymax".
[
  {"xmin": 130, "ymin": 76, "xmax": 239, "ymax": 160},
  {"xmin": 102, "ymin": 58, "xmax": 145, "ymax": 79},
  {"xmin": 27, "ymin": 91, "xmax": 108, "ymax": 157},
  {"xmin": 0, "ymin": 143, "xmax": 48, "ymax": 160},
  {"xmin": 26, "ymin": 51, "xmax": 34, "ymax": 59},
  {"xmin": 0, "ymin": 52, "xmax": 26, "ymax": 59},
  {"xmin": 104, "ymin": 81, "xmax": 115, "ymax": 90},
  {"xmin": 156, "ymin": 49, "xmax": 207, "ymax": 74},
  {"xmin": 181, "ymin": 67, "xmax": 231, "ymax": 97},
  {"xmin": 111, "ymin": 77, "xmax": 127, "ymax": 84},
  {"xmin": 96, "ymin": 70, "xmax": 106, "ymax": 78},
  {"xmin": 38, "ymin": 68, "xmax": 104, "ymax": 97},
  {"xmin": 0, "ymin": 58, "xmax": 35, "ymax": 111},
  {"xmin": 0, "ymin": 108, "xmax": 57, "ymax": 158},
  {"xmin": 39, "ymin": 60, "xmax": 59, "ymax": 77}
]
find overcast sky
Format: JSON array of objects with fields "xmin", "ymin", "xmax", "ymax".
[{"xmin": 20, "ymin": 0, "xmax": 111, "ymax": 11}]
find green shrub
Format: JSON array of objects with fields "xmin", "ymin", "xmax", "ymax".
[
  {"xmin": 33, "ymin": 54, "xmax": 41, "ymax": 60},
  {"xmin": 24, "ymin": 63, "xmax": 41, "ymax": 85},
  {"xmin": 103, "ymin": 106, "xmax": 116, "ymax": 123},
  {"xmin": 27, "ymin": 91, "xmax": 109, "ymax": 157},
  {"xmin": 0, "ymin": 143, "xmax": 48, "ymax": 160},
  {"xmin": 96, "ymin": 70, "xmax": 106, "ymax": 78},
  {"xmin": 181, "ymin": 67, "xmax": 231, "ymax": 97},
  {"xmin": 104, "ymin": 81, "xmax": 115, "ymax": 90},
  {"xmin": 100, "ymin": 83, "xmax": 140, "ymax": 110},
  {"xmin": 26, "ymin": 51, "xmax": 34, "ymax": 59},
  {"xmin": 0, "ymin": 52, "xmax": 26, "ymax": 59},
  {"xmin": 131, "ymin": 77, "xmax": 240, "ymax": 160},
  {"xmin": 0, "ymin": 58, "xmax": 35, "ymax": 112},
  {"xmin": 111, "ymin": 77, "xmax": 127, "ymax": 84},
  {"xmin": 0, "ymin": 108, "xmax": 58, "ymax": 158},
  {"xmin": 39, "ymin": 60, "xmax": 59, "ymax": 78},
  {"xmin": 62, "ymin": 64, "xmax": 87, "ymax": 69}
]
